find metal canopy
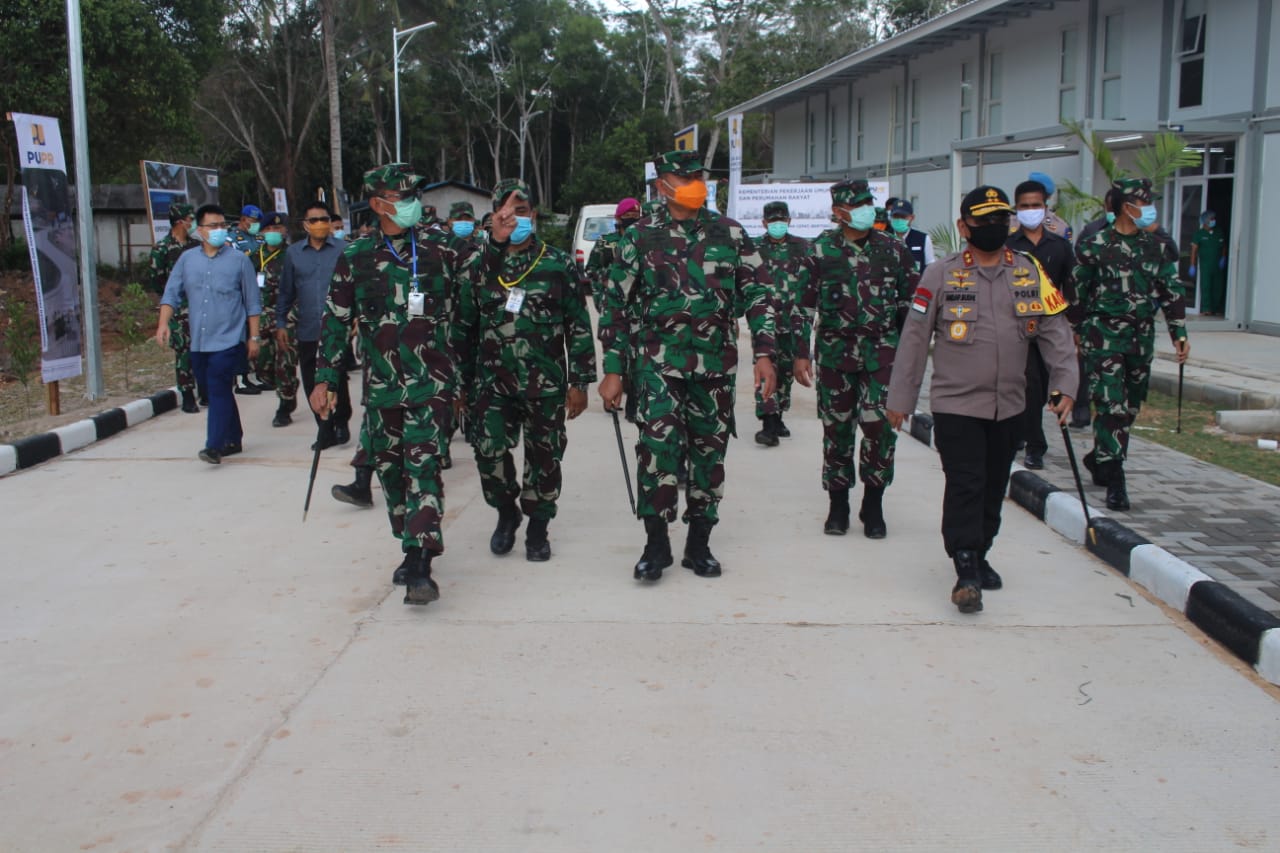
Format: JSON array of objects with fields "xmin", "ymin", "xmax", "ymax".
[{"xmin": 714, "ymin": 0, "xmax": 1075, "ymax": 119}]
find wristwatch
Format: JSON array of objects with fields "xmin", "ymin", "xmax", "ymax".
[{"xmin": 250, "ymin": 336, "xmax": 262, "ymax": 342}]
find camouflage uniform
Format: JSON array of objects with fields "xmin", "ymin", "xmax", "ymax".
[
  {"xmin": 252, "ymin": 235, "xmax": 299, "ymax": 410},
  {"xmin": 585, "ymin": 230, "xmax": 624, "ymax": 313},
  {"xmin": 799, "ymin": 182, "xmax": 919, "ymax": 493},
  {"xmin": 598, "ymin": 152, "xmax": 776, "ymax": 526},
  {"xmin": 147, "ymin": 204, "xmax": 199, "ymax": 394},
  {"xmin": 454, "ymin": 180, "xmax": 597, "ymax": 522},
  {"xmin": 316, "ymin": 166, "xmax": 461, "ymax": 556},
  {"xmin": 755, "ymin": 208, "xmax": 811, "ymax": 420},
  {"xmin": 1073, "ymin": 179, "xmax": 1187, "ymax": 467}
]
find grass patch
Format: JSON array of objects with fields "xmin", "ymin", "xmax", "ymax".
[{"xmin": 1132, "ymin": 389, "xmax": 1280, "ymax": 487}]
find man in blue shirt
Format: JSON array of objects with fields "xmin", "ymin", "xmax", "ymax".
[
  {"xmin": 278, "ymin": 200, "xmax": 352, "ymax": 447},
  {"xmin": 155, "ymin": 204, "xmax": 262, "ymax": 464}
]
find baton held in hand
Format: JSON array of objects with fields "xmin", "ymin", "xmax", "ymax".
[{"xmin": 610, "ymin": 408, "xmax": 637, "ymax": 516}]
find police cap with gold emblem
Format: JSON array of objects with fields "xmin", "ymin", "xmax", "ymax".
[
  {"xmin": 960, "ymin": 185, "xmax": 1015, "ymax": 219},
  {"xmin": 362, "ymin": 163, "xmax": 426, "ymax": 196},
  {"xmin": 830, "ymin": 179, "xmax": 874, "ymax": 206}
]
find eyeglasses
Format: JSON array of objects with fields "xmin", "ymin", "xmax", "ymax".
[
  {"xmin": 303, "ymin": 217, "xmax": 331, "ymax": 224},
  {"xmin": 199, "ymin": 221, "xmax": 227, "ymax": 228}
]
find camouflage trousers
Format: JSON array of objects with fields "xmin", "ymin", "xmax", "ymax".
[
  {"xmin": 364, "ymin": 402, "xmax": 449, "ymax": 554},
  {"xmin": 257, "ymin": 325, "xmax": 299, "ymax": 405},
  {"xmin": 635, "ymin": 368, "xmax": 734, "ymax": 524},
  {"xmin": 168, "ymin": 307, "xmax": 194, "ymax": 392},
  {"xmin": 816, "ymin": 359, "xmax": 896, "ymax": 491},
  {"xmin": 1085, "ymin": 348, "xmax": 1152, "ymax": 464},
  {"xmin": 470, "ymin": 392, "xmax": 566, "ymax": 520},
  {"xmin": 755, "ymin": 337, "xmax": 795, "ymax": 418}
]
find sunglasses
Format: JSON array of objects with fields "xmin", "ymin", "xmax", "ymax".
[{"xmin": 303, "ymin": 217, "xmax": 331, "ymax": 224}]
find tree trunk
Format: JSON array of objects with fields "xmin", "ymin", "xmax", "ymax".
[
  {"xmin": 320, "ymin": 0, "xmax": 343, "ymax": 203},
  {"xmin": 647, "ymin": 0, "xmax": 684, "ymax": 125}
]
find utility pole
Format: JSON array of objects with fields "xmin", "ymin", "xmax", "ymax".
[
  {"xmin": 66, "ymin": 0, "xmax": 103, "ymax": 399},
  {"xmin": 393, "ymin": 21, "xmax": 436, "ymax": 163}
]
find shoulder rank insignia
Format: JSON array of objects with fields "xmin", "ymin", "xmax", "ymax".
[
  {"xmin": 961, "ymin": 250, "xmax": 975, "ymax": 268},
  {"xmin": 1003, "ymin": 248, "xmax": 1015, "ymax": 265}
]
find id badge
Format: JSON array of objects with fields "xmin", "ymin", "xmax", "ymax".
[
  {"xmin": 408, "ymin": 291, "xmax": 425, "ymax": 316},
  {"xmin": 256, "ymin": 272, "xmax": 265, "ymax": 289},
  {"xmin": 505, "ymin": 287, "xmax": 525, "ymax": 314}
]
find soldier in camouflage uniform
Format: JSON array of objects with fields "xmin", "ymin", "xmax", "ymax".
[
  {"xmin": 753, "ymin": 200, "xmax": 812, "ymax": 447},
  {"xmin": 147, "ymin": 202, "xmax": 201, "ymax": 412},
  {"xmin": 1073, "ymin": 178, "xmax": 1190, "ymax": 511},
  {"xmin": 446, "ymin": 201, "xmax": 480, "ymax": 259},
  {"xmin": 254, "ymin": 212, "xmax": 300, "ymax": 426},
  {"xmin": 794, "ymin": 180, "xmax": 920, "ymax": 539},
  {"xmin": 310, "ymin": 164, "xmax": 462, "ymax": 606},
  {"xmin": 454, "ymin": 178, "xmax": 597, "ymax": 561},
  {"xmin": 585, "ymin": 198, "xmax": 643, "ymax": 421},
  {"xmin": 598, "ymin": 149, "xmax": 777, "ymax": 582},
  {"xmin": 228, "ymin": 204, "xmax": 267, "ymax": 394}
]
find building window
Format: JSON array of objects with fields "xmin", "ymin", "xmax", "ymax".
[
  {"xmin": 1059, "ymin": 28, "xmax": 1078, "ymax": 121},
  {"xmin": 960, "ymin": 62, "xmax": 974, "ymax": 139},
  {"xmin": 891, "ymin": 84, "xmax": 904, "ymax": 155},
  {"xmin": 909, "ymin": 77, "xmax": 921, "ymax": 151},
  {"xmin": 829, "ymin": 105, "xmax": 839, "ymax": 167},
  {"xmin": 1101, "ymin": 12, "xmax": 1123, "ymax": 119},
  {"xmin": 1179, "ymin": 0, "xmax": 1206, "ymax": 108},
  {"xmin": 808, "ymin": 109, "xmax": 817, "ymax": 169},
  {"xmin": 854, "ymin": 97, "xmax": 864, "ymax": 161},
  {"xmin": 987, "ymin": 52, "xmax": 1003, "ymax": 134}
]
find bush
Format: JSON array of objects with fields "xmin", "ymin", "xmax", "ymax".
[
  {"xmin": 1, "ymin": 238, "xmax": 31, "ymax": 272},
  {"xmin": 117, "ymin": 282, "xmax": 153, "ymax": 390}
]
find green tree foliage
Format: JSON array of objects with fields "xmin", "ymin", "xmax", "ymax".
[{"xmin": 3, "ymin": 295, "xmax": 40, "ymax": 407}]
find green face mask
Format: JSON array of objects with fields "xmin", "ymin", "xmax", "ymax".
[
  {"xmin": 248, "ymin": 222, "xmax": 261, "ymax": 236},
  {"xmin": 766, "ymin": 221, "xmax": 789, "ymax": 239},
  {"xmin": 890, "ymin": 217, "xmax": 910, "ymax": 234},
  {"xmin": 390, "ymin": 198, "xmax": 422, "ymax": 229},
  {"xmin": 263, "ymin": 231, "xmax": 284, "ymax": 247}
]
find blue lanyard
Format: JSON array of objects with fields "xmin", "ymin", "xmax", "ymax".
[{"xmin": 384, "ymin": 234, "xmax": 419, "ymax": 292}]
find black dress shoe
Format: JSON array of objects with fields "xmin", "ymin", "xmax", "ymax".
[
  {"xmin": 198, "ymin": 448, "xmax": 221, "ymax": 465},
  {"xmin": 1023, "ymin": 452, "xmax": 1043, "ymax": 470},
  {"xmin": 332, "ymin": 423, "xmax": 351, "ymax": 446},
  {"xmin": 234, "ymin": 376, "xmax": 261, "ymax": 395},
  {"xmin": 220, "ymin": 442, "xmax": 243, "ymax": 457},
  {"xmin": 181, "ymin": 390, "xmax": 199, "ymax": 413}
]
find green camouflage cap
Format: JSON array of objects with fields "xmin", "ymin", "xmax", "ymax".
[
  {"xmin": 830, "ymin": 179, "xmax": 873, "ymax": 206},
  {"xmin": 168, "ymin": 202, "xmax": 194, "ymax": 223},
  {"xmin": 1113, "ymin": 177, "xmax": 1153, "ymax": 203},
  {"xmin": 492, "ymin": 178, "xmax": 532, "ymax": 206},
  {"xmin": 874, "ymin": 206, "xmax": 889, "ymax": 225},
  {"xmin": 362, "ymin": 163, "xmax": 426, "ymax": 196},
  {"xmin": 653, "ymin": 149, "xmax": 704, "ymax": 176},
  {"xmin": 449, "ymin": 201, "xmax": 475, "ymax": 220},
  {"xmin": 763, "ymin": 201, "xmax": 789, "ymax": 221}
]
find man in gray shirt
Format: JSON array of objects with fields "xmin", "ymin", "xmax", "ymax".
[
  {"xmin": 156, "ymin": 204, "xmax": 262, "ymax": 464},
  {"xmin": 278, "ymin": 200, "xmax": 351, "ymax": 447}
]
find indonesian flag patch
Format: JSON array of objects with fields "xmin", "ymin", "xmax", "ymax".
[{"xmin": 911, "ymin": 286, "xmax": 933, "ymax": 314}]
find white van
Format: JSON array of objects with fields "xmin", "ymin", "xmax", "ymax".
[{"xmin": 572, "ymin": 204, "xmax": 617, "ymax": 268}]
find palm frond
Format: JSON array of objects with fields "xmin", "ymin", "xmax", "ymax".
[
  {"xmin": 1056, "ymin": 181, "xmax": 1104, "ymax": 226},
  {"xmin": 929, "ymin": 222, "xmax": 962, "ymax": 256},
  {"xmin": 1134, "ymin": 132, "xmax": 1202, "ymax": 185}
]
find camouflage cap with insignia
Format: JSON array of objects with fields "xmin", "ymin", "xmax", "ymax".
[
  {"xmin": 830, "ymin": 179, "xmax": 873, "ymax": 206},
  {"xmin": 362, "ymin": 163, "xmax": 426, "ymax": 196},
  {"xmin": 1113, "ymin": 177, "xmax": 1154, "ymax": 203},
  {"xmin": 449, "ymin": 200, "xmax": 475, "ymax": 220},
  {"xmin": 763, "ymin": 201, "xmax": 790, "ymax": 221},
  {"xmin": 492, "ymin": 178, "xmax": 532, "ymax": 206},
  {"xmin": 653, "ymin": 149, "xmax": 704, "ymax": 176},
  {"xmin": 960, "ymin": 185, "xmax": 1015, "ymax": 218},
  {"xmin": 168, "ymin": 202, "xmax": 194, "ymax": 223}
]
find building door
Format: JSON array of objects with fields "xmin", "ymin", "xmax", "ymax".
[{"xmin": 1171, "ymin": 138, "xmax": 1236, "ymax": 317}]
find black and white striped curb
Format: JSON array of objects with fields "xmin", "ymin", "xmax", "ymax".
[
  {"xmin": 907, "ymin": 411, "xmax": 1280, "ymax": 687},
  {"xmin": 0, "ymin": 389, "xmax": 179, "ymax": 477}
]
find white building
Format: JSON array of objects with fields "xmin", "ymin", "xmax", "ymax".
[{"xmin": 717, "ymin": 0, "xmax": 1280, "ymax": 334}]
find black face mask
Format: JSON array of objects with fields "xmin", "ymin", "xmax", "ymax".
[{"xmin": 966, "ymin": 222, "xmax": 1008, "ymax": 253}]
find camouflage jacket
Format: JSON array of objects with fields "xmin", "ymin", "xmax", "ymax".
[
  {"xmin": 585, "ymin": 231, "xmax": 623, "ymax": 312},
  {"xmin": 147, "ymin": 233, "xmax": 198, "ymax": 296},
  {"xmin": 598, "ymin": 205, "xmax": 776, "ymax": 378},
  {"xmin": 316, "ymin": 224, "xmax": 461, "ymax": 408},
  {"xmin": 253, "ymin": 244, "xmax": 292, "ymax": 326},
  {"xmin": 757, "ymin": 234, "xmax": 812, "ymax": 354},
  {"xmin": 454, "ymin": 236, "xmax": 597, "ymax": 399},
  {"xmin": 799, "ymin": 228, "xmax": 920, "ymax": 371},
  {"xmin": 1073, "ymin": 226, "xmax": 1187, "ymax": 351}
]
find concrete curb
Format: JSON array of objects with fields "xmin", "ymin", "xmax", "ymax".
[
  {"xmin": 0, "ymin": 388, "xmax": 179, "ymax": 477},
  {"xmin": 907, "ymin": 409, "xmax": 1280, "ymax": 687}
]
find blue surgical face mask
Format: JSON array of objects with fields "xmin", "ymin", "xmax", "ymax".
[
  {"xmin": 510, "ymin": 216, "xmax": 534, "ymax": 244},
  {"xmin": 205, "ymin": 228, "xmax": 229, "ymax": 248},
  {"xmin": 1132, "ymin": 204, "xmax": 1158, "ymax": 229},
  {"xmin": 452, "ymin": 220, "xmax": 476, "ymax": 238},
  {"xmin": 845, "ymin": 205, "xmax": 876, "ymax": 232},
  {"xmin": 263, "ymin": 231, "xmax": 284, "ymax": 247},
  {"xmin": 332, "ymin": 228, "xmax": 346, "ymax": 241},
  {"xmin": 766, "ymin": 221, "xmax": 789, "ymax": 239},
  {"xmin": 1105, "ymin": 211, "xmax": 1117, "ymax": 225},
  {"xmin": 247, "ymin": 222, "xmax": 261, "ymax": 236}
]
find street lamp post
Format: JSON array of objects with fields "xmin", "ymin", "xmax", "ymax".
[
  {"xmin": 392, "ymin": 20, "xmax": 435, "ymax": 163},
  {"xmin": 518, "ymin": 110, "xmax": 544, "ymax": 182}
]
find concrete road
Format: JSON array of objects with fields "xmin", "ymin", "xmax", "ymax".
[{"xmin": 2, "ymin": 376, "xmax": 1277, "ymax": 852}]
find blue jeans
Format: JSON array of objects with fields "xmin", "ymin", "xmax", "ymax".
[{"xmin": 191, "ymin": 344, "xmax": 244, "ymax": 452}]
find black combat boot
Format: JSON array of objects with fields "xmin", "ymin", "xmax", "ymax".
[
  {"xmin": 774, "ymin": 416, "xmax": 791, "ymax": 438},
  {"xmin": 403, "ymin": 549, "xmax": 440, "ymax": 605},
  {"xmin": 978, "ymin": 551, "xmax": 1003, "ymax": 591},
  {"xmin": 824, "ymin": 488, "xmax": 850, "ymax": 535},
  {"xmin": 754, "ymin": 414, "xmax": 780, "ymax": 447},
  {"xmin": 392, "ymin": 546, "xmax": 422, "ymax": 585},
  {"xmin": 1105, "ymin": 462, "xmax": 1130, "ymax": 511},
  {"xmin": 858, "ymin": 484, "xmax": 887, "ymax": 539},
  {"xmin": 681, "ymin": 518, "xmax": 722, "ymax": 577},
  {"xmin": 1082, "ymin": 450, "xmax": 1107, "ymax": 487},
  {"xmin": 525, "ymin": 517, "xmax": 551, "ymax": 562},
  {"xmin": 951, "ymin": 550, "xmax": 983, "ymax": 613},
  {"xmin": 634, "ymin": 517, "xmax": 673, "ymax": 581},
  {"xmin": 181, "ymin": 388, "xmax": 199, "ymax": 413},
  {"xmin": 490, "ymin": 502, "xmax": 523, "ymax": 555},
  {"xmin": 272, "ymin": 404, "xmax": 292, "ymax": 427},
  {"xmin": 332, "ymin": 466, "xmax": 374, "ymax": 508}
]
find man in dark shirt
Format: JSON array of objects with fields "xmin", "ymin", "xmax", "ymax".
[
  {"xmin": 1007, "ymin": 179, "xmax": 1076, "ymax": 468},
  {"xmin": 279, "ymin": 201, "xmax": 352, "ymax": 446}
]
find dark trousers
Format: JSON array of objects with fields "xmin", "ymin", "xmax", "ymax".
[
  {"xmin": 1020, "ymin": 342, "xmax": 1049, "ymax": 455},
  {"xmin": 933, "ymin": 412, "xmax": 1020, "ymax": 562},
  {"xmin": 297, "ymin": 339, "xmax": 352, "ymax": 429},
  {"xmin": 191, "ymin": 344, "xmax": 244, "ymax": 452}
]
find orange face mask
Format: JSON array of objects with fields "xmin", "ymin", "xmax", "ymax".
[
  {"xmin": 667, "ymin": 179, "xmax": 708, "ymax": 210},
  {"xmin": 306, "ymin": 219, "xmax": 331, "ymax": 239}
]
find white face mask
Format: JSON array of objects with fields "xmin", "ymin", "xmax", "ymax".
[{"xmin": 1016, "ymin": 208, "xmax": 1047, "ymax": 230}]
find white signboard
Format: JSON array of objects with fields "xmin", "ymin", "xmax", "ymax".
[
  {"xmin": 726, "ymin": 113, "xmax": 743, "ymax": 220},
  {"xmin": 272, "ymin": 187, "xmax": 289, "ymax": 214},
  {"xmin": 731, "ymin": 181, "xmax": 890, "ymax": 239}
]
